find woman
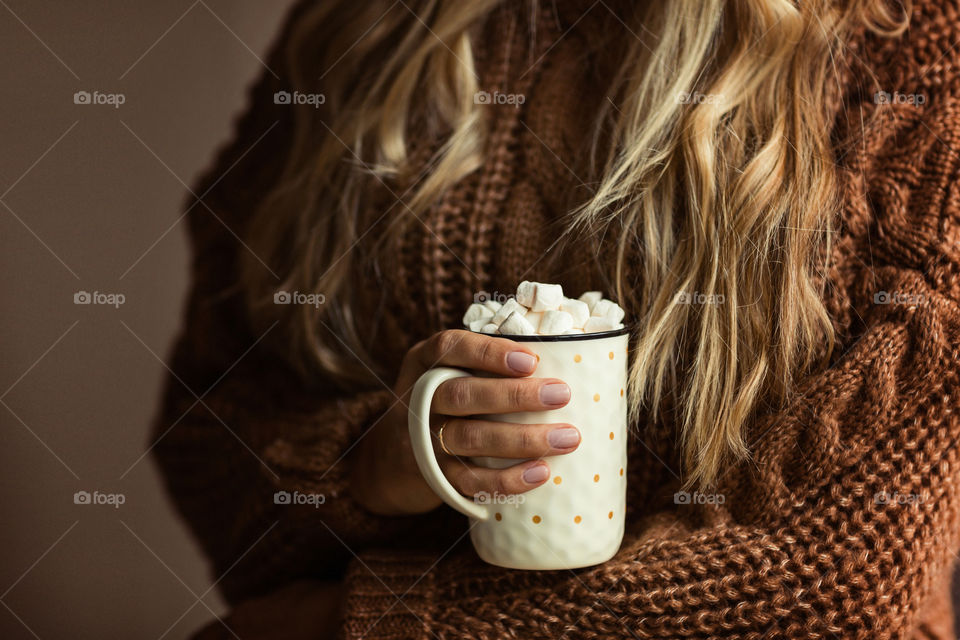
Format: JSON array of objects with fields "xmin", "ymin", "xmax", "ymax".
[{"xmin": 154, "ymin": 0, "xmax": 960, "ymax": 637}]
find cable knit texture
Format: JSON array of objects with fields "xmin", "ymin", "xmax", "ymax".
[{"xmin": 153, "ymin": 0, "xmax": 960, "ymax": 638}]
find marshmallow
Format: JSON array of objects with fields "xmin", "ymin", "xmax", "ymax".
[
  {"xmin": 468, "ymin": 318, "xmax": 489, "ymax": 332},
  {"xmin": 584, "ymin": 316, "xmax": 618, "ymax": 332},
  {"xmin": 516, "ymin": 281, "xmax": 537, "ymax": 307},
  {"xmin": 591, "ymin": 299, "xmax": 625, "ymax": 324},
  {"xmin": 560, "ymin": 298, "xmax": 590, "ymax": 328},
  {"xmin": 539, "ymin": 310, "xmax": 574, "ymax": 334},
  {"xmin": 579, "ymin": 291, "xmax": 602, "ymax": 312},
  {"xmin": 531, "ymin": 283, "xmax": 564, "ymax": 311},
  {"xmin": 463, "ymin": 303, "xmax": 493, "ymax": 326},
  {"xmin": 461, "ymin": 284, "xmax": 626, "ymax": 337},
  {"xmin": 523, "ymin": 310, "xmax": 543, "ymax": 332},
  {"xmin": 490, "ymin": 298, "xmax": 525, "ymax": 326},
  {"xmin": 499, "ymin": 311, "xmax": 536, "ymax": 335}
]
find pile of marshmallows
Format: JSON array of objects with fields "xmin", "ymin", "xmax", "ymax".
[{"xmin": 462, "ymin": 282, "xmax": 625, "ymax": 336}]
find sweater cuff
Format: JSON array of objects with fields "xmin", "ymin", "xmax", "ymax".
[{"xmin": 339, "ymin": 550, "xmax": 437, "ymax": 640}]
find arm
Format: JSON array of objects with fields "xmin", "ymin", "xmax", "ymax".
[
  {"xmin": 150, "ymin": 0, "xmax": 456, "ymax": 603},
  {"xmin": 338, "ymin": 120, "xmax": 960, "ymax": 640},
  {"xmin": 153, "ymin": 316, "xmax": 434, "ymax": 603}
]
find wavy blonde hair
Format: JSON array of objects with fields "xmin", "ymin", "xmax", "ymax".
[{"xmin": 242, "ymin": 0, "xmax": 909, "ymax": 488}]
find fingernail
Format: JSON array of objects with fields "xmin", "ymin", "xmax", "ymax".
[
  {"xmin": 506, "ymin": 351, "xmax": 537, "ymax": 374},
  {"xmin": 540, "ymin": 382, "xmax": 570, "ymax": 406},
  {"xmin": 522, "ymin": 464, "xmax": 549, "ymax": 484},
  {"xmin": 547, "ymin": 427, "xmax": 580, "ymax": 449}
]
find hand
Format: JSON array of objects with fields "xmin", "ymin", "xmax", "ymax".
[{"xmin": 350, "ymin": 329, "xmax": 579, "ymax": 515}]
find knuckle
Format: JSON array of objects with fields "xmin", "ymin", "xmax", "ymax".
[
  {"xmin": 510, "ymin": 381, "xmax": 530, "ymax": 409},
  {"xmin": 491, "ymin": 472, "xmax": 512, "ymax": 497},
  {"xmin": 457, "ymin": 421, "xmax": 485, "ymax": 453},
  {"xmin": 445, "ymin": 378, "xmax": 472, "ymax": 410},
  {"xmin": 517, "ymin": 427, "xmax": 538, "ymax": 454},
  {"xmin": 432, "ymin": 330, "xmax": 460, "ymax": 359},
  {"xmin": 475, "ymin": 338, "xmax": 495, "ymax": 368}
]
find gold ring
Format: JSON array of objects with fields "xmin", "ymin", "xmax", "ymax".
[{"xmin": 437, "ymin": 421, "xmax": 453, "ymax": 455}]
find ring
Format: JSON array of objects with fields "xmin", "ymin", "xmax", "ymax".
[{"xmin": 437, "ymin": 421, "xmax": 453, "ymax": 455}]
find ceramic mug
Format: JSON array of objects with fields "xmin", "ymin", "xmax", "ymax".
[{"xmin": 408, "ymin": 327, "xmax": 629, "ymax": 570}]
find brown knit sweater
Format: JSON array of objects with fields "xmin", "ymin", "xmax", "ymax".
[{"xmin": 153, "ymin": 1, "xmax": 960, "ymax": 638}]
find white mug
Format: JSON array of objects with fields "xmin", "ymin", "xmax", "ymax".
[{"xmin": 408, "ymin": 328, "xmax": 629, "ymax": 570}]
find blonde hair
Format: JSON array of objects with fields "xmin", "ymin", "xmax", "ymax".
[{"xmin": 242, "ymin": 0, "xmax": 909, "ymax": 488}]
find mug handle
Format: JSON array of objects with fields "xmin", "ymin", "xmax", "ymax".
[{"xmin": 408, "ymin": 367, "xmax": 490, "ymax": 521}]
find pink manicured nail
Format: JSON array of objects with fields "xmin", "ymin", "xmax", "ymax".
[
  {"xmin": 547, "ymin": 427, "xmax": 580, "ymax": 449},
  {"xmin": 506, "ymin": 351, "xmax": 537, "ymax": 374},
  {"xmin": 522, "ymin": 464, "xmax": 549, "ymax": 484},
  {"xmin": 540, "ymin": 382, "xmax": 570, "ymax": 406}
]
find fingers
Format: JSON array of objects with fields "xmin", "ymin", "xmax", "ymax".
[
  {"xmin": 416, "ymin": 329, "xmax": 540, "ymax": 376},
  {"xmin": 432, "ymin": 376, "xmax": 571, "ymax": 415},
  {"xmin": 440, "ymin": 457, "xmax": 552, "ymax": 498},
  {"xmin": 434, "ymin": 419, "xmax": 579, "ymax": 500},
  {"xmin": 439, "ymin": 419, "xmax": 580, "ymax": 458}
]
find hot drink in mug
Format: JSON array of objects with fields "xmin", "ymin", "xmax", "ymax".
[{"xmin": 408, "ymin": 284, "xmax": 628, "ymax": 570}]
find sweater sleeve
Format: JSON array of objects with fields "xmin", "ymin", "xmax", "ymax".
[
  {"xmin": 154, "ymin": 341, "xmax": 421, "ymax": 603},
  {"xmin": 150, "ymin": 0, "xmax": 453, "ymax": 604},
  {"xmin": 337, "ymin": 125, "xmax": 960, "ymax": 640}
]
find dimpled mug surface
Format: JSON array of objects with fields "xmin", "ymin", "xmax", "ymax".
[{"xmin": 408, "ymin": 329, "xmax": 629, "ymax": 570}]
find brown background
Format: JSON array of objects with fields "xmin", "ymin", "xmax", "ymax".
[{"xmin": 0, "ymin": 2, "xmax": 295, "ymax": 638}]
